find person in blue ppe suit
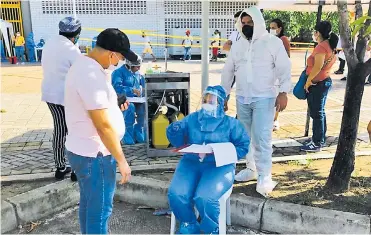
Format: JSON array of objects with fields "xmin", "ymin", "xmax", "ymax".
[
  {"xmin": 26, "ymin": 32, "xmax": 36, "ymax": 62},
  {"xmin": 36, "ymin": 38, "xmax": 45, "ymax": 61},
  {"xmin": 92, "ymin": 36, "xmax": 98, "ymax": 49},
  {"xmin": 112, "ymin": 55, "xmax": 146, "ymax": 145},
  {"xmin": 0, "ymin": 40, "xmax": 7, "ymax": 62},
  {"xmin": 167, "ymin": 85, "xmax": 250, "ymax": 234}
]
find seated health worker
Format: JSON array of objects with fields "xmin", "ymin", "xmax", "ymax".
[
  {"xmin": 112, "ymin": 56, "xmax": 146, "ymax": 145},
  {"xmin": 166, "ymin": 85, "xmax": 250, "ymax": 234}
]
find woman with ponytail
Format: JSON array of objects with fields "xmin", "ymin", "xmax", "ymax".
[{"xmin": 301, "ymin": 21, "xmax": 339, "ymax": 152}]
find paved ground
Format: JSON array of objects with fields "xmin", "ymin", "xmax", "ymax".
[
  {"xmin": 10, "ymin": 202, "xmax": 260, "ymax": 234},
  {"xmin": 1, "ymin": 51, "xmax": 371, "ymax": 176}
]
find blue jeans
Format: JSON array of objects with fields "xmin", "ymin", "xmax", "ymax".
[
  {"xmin": 236, "ymin": 98, "xmax": 275, "ymax": 177},
  {"xmin": 168, "ymin": 157, "xmax": 235, "ymax": 234},
  {"xmin": 307, "ymin": 78, "xmax": 332, "ymax": 146},
  {"xmin": 15, "ymin": 46, "xmax": 25, "ymax": 62},
  {"xmin": 184, "ymin": 47, "xmax": 191, "ymax": 60},
  {"xmin": 66, "ymin": 151, "xmax": 117, "ymax": 234}
]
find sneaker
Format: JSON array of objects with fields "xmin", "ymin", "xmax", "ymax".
[
  {"xmin": 300, "ymin": 141, "xmax": 321, "ymax": 152},
  {"xmin": 341, "ymin": 77, "xmax": 347, "ymax": 81},
  {"xmin": 273, "ymin": 120, "xmax": 280, "ymax": 131},
  {"xmin": 71, "ymin": 171, "xmax": 77, "ymax": 182},
  {"xmin": 334, "ymin": 70, "xmax": 343, "ymax": 75},
  {"xmin": 256, "ymin": 175, "xmax": 278, "ymax": 197},
  {"xmin": 55, "ymin": 166, "xmax": 72, "ymax": 180},
  {"xmin": 235, "ymin": 168, "xmax": 257, "ymax": 182}
]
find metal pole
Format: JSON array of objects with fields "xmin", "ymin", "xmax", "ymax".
[
  {"xmin": 72, "ymin": 0, "xmax": 77, "ymax": 18},
  {"xmin": 316, "ymin": 0, "xmax": 325, "ymax": 24},
  {"xmin": 164, "ymin": 48, "xmax": 168, "ymax": 71},
  {"xmin": 201, "ymin": 0, "xmax": 210, "ymax": 93}
]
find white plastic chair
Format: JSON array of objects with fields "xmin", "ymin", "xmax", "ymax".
[{"xmin": 170, "ymin": 186, "xmax": 233, "ymax": 235}]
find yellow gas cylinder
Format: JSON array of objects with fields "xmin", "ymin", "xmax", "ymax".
[
  {"xmin": 170, "ymin": 111, "xmax": 185, "ymax": 123},
  {"xmin": 152, "ymin": 106, "xmax": 170, "ymax": 149}
]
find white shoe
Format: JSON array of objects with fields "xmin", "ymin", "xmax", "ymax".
[
  {"xmin": 256, "ymin": 175, "xmax": 278, "ymax": 197},
  {"xmin": 273, "ymin": 120, "xmax": 280, "ymax": 131},
  {"xmin": 21, "ymin": 62, "xmax": 25, "ymax": 65},
  {"xmin": 235, "ymin": 168, "xmax": 257, "ymax": 182}
]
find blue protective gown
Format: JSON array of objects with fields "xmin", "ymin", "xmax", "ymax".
[
  {"xmin": 112, "ymin": 65, "xmax": 146, "ymax": 145},
  {"xmin": 25, "ymin": 32, "xmax": 36, "ymax": 62},
  {"xmin": 166, "ymin": 85, "xmax": 250, "ymax": 234},
  {"xmin": 92, "ymin": 36, "xmax": 97, "ymax": 49},
  {"xmin": 0, "ymin": 40, "xmax": 7, "ymax": 62},
  {"xmin": 36, "ymin": 39, "xmax": 45, "ymax": 61}
]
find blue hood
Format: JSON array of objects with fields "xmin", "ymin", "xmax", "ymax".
[{"xmin": 26, "ymin": 32, "xmax": 35, "ymax": 47}]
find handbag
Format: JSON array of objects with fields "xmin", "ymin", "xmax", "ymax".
[
  {"xmin": 293, "ymin": 70, "xmax": 309, "ymax": 100},
  {"xmin": 293, "ymin": 52, "xmax": 334, "ymax": 100}
]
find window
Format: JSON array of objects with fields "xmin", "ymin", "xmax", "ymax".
[
  {"xmin": 164, "ymin": 1, "xmax": 202, "ymax": 15},
  {"xmin": 210, "ymin": 1, "xmax": 254, "ymax": 15},
  {"xmin": 41, "ymin": 0, "xmax": 147, "ymax": 15}
]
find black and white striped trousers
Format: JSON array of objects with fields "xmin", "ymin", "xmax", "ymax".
[{"xmin": 47, "ymin": 103, "xmax": 68, "ymax": 168}]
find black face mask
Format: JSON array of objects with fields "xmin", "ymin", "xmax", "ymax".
[{"xmin": 242, "ymin": 25, "xmax": 254, "ymax": 39}]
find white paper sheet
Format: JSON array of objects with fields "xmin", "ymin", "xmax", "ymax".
[
  {"xmin": 178, "ymin": 144, "xmax": 213, "ymax": 154},
  {"xmin": 127, "ymin": 97, "xmax": 146, "ymax": 103},
  {"xmin": 208, "ymin": 142, "xmax": 237, "ymax": 167}
]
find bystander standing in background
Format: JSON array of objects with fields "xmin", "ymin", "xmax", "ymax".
[{"xmin": 269, "ymin": 18, "xmax": 291, "ymax": 131}]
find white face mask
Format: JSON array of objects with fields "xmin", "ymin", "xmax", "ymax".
[
  {"xmin": 312, "ymin": 34, "xmax": 318, "ymax": 42},
  {"xmin": 201, "ymin": 103, "xmax": 217, "ymax": 112},
  {"xmin": 107, "ymin": 52, "xmax": 123, "ymax": 71},
  {"xmin": 107, "ymin": 65, "xmax": 117, "ymax": 71},
  {"xmin": 270, "ymin": 29, "xmax": 277, "ymax": 36}
]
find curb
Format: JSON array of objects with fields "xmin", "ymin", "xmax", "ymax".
[
  {"xmin": 2, "ymin": 176, "xmax": 370, "ymax": 234},
  {"xmin": 2, "ymin": 180, "xmax": 79, "ymax": 233},
  {"xmin": 0, "ymin": 163, "xmax": 177, "ymax": 183},
  {"xmin": 261, "ymin": 199, "xmax": 371, "ymax": 234},
  {"xmin": 1, "ymin": 200, "xmax": 17, "ymax": 233},
  {"xmin": 115, "ymin": 176, "xmax": 371, "ymax": 234}
]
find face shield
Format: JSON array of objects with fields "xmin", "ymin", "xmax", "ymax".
[{"xmin": 201, "ymin": 91, "xmax": 220, "ymax": 117}]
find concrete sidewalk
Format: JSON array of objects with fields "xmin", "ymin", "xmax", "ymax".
[
  {"xmin": 2, "ymin": 135, "xmax": 370, "ymax": 177},
  {"xmin": 9, "ymin": 202, "xmax": 259, "ymax": 234},
  {"xmin": 1, "ymin": 51, "xmax": 371, "ymax": 177}
]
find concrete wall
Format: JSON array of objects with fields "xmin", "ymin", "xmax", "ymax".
[{"xmin": 28, "ymin": 0, "xmax": 254, "ymax": 58}]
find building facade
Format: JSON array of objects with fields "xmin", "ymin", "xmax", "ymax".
[{"xmin": 26, "ymin": 0, "xmax": 254, "ymax": 57}]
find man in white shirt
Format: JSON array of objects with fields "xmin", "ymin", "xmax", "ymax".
[
  {"xmin": 182, "ymin": 30, "xmax": 193, "ymax": 61},
  {"xmin": 64, "ymin": 28, "xmax": 137, "ymax": 234},
  {"xmin": 221, "ymin": 7, "xmax": 291, "ymax": 197},
  {"xmin": 223, "ymin": 10, "xmax": 243, "ymax": 52},
  {"xmin": 141, "ymin": 32, "xmax": 156, "ymax": 62},
  {"xmin": 41, "ymin": 16, "xmax": 81, "ymax": 181}
]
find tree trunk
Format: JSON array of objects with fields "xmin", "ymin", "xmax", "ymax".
[
  {"xmin": 325, "ymin": 64, "xmax": 366, "ymax": 192},
  {"xmin": 325, "ymin": 1, "xmax": 371, "ymax": 193}
]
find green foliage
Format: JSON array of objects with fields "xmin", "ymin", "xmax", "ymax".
[
  {"xmin": 350, "ymin": 16, "xmax": 371, "ymax": 38},
  {"xmin": 263, "ymin": 10, "xmax": 339, "ymax": 42}
]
